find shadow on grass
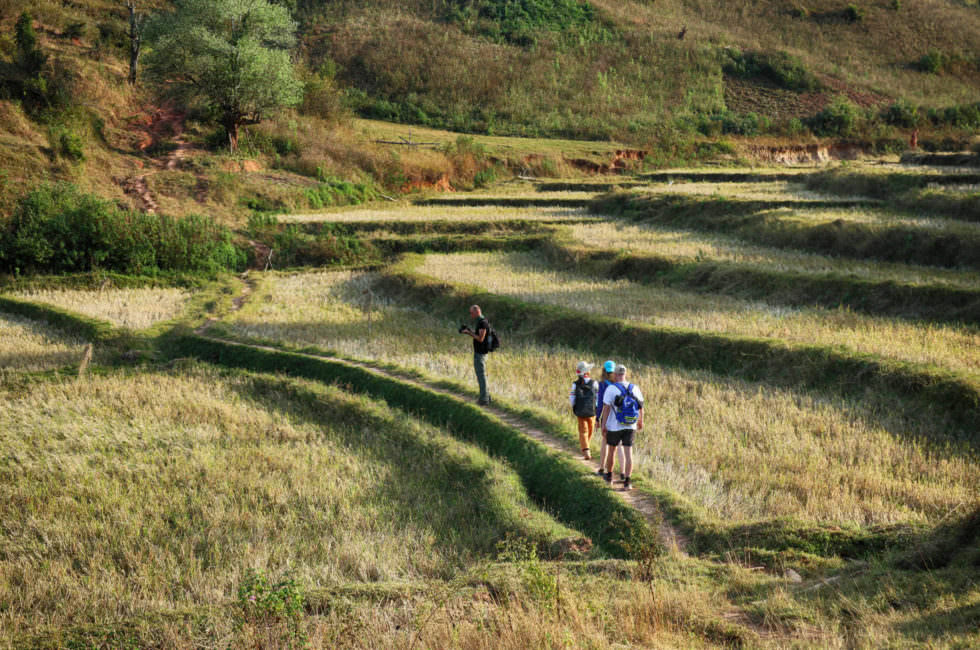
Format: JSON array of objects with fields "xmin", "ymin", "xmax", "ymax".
[
  {"xmin": 593, "ymin": 193, "xmax": 980, "ymax": 271},
  {"xmin": 227, "ymin": 372, "xmax": 584, "ymax": 562}
]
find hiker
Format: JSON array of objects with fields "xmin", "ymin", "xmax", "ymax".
[
  {"xmin": 595, "ymin": 360, "xmax": 625, "ymax": 479},
  {"xmin": 569, "ymin": 361, "xmax": 599, "ymax": 459},
  {"xmin": 599, "ymin": 364, "xmax": 644, "ymax": 491},
  {"xmin": 460, "ymin": 304, "xmax": 491, "ymax": 405}
]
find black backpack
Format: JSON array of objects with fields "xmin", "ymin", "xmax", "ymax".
[
  {"xmin": 572, "ymin": 377, "xmax": 597, "ymax": 417},
  {"xmin": 487, "ymin": 325, "xmax": 500, "ymax": 352}
]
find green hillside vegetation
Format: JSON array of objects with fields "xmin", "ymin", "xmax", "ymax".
[
  {"xmin": 304, "ymin": 0, "xmax": 980, "ymax": 141},
  {"xmin": 0, "ymin": 0, "xmax": 979, "ymax": 230}
]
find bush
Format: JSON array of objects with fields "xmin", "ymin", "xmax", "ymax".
[
  {"xmin": 236, "ymin": 569, "xmax": 306, "ymax": 647},
  {"xmin": 917, "ymin": 50, "xmax": 947, "ymax": 74},
  {"xmin": 845, "ymin": 4, "xmax": 865, "ymax": 22},
  {"xmin": 808, "ymin": 96, "xmax": 859, "ymax": 137},
  {"xmin": 927, "ymin": 103, "xmax": 980, "ymax": 129},
  {"xmin": 0, "ymin": 183, "xmax": 246, "ymax": 275},
  {"xmin": 63, "ymin": 22, "xmax": 87, "ymax": 40},
  {"xmin": 723, "ymin": 50, "xmax": 821, "ymax": 92},
  {"xmin": 881, "ymin": 99, "xmax": 920, "ymax": 128},
  {"xmin": 448, "ymin": 0, "xmax": 603, "ymax": 46},
  {"xmin": 697, "ymin": 110, "xmax": 771, "ymax": 137},
  {"xmin": 58, "ymin": 130, "xmax": 85, "ymax": 161},
  {"xmin": 473, "ymin": 167, "xmax": 497, "ymax": 188}
]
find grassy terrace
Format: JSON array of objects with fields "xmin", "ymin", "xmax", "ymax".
[
  {"xmin": 2, "ymin": 164, "xmax": 978, "ymax": 647},
  {"xmin": 0, "ymin": 311, "xmax": 87, "ymax": 372},
  {"xmin": 0, "ymin": 363, "xmax": 593, "ymax": 642},
  {"xmin": 8, "ymin": 287, "xmax": 191, "ymax": 330},
  {"xmin": 278, "ymin": 204, "xmax": 595, "ymax": 224},
  {"xmin": 415, "ymin": 251, "xmax": 980, "ymax": 379},
  {"xmin": 222, "ymin": 269, "xmax": 978, "ymax": 531},
  {"xmin": 594, "ymin": 192, "xmax": 980, "ymax": 270}
]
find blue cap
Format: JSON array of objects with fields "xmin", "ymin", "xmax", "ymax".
[{"xmin": 603, "ymin": 360, "xmax": 615, "ymax": 373}]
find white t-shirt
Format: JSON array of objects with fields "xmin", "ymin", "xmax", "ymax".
[{"xmin": 602, "ymin": 382, "xmax": 644, "ymax": 431}]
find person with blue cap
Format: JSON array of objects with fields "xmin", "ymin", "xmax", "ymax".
[{"xmin": 595, "ymin": 360, "xmax": 625, "ymax": 480}]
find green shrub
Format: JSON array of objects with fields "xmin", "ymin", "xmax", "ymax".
[
  {"xmin": 808, "ymin": 96, "xmax": 859, "ymax": 137},
  {"xmin": 723, "ymin": 50, "xmax": 821, "ymax": 92},
  {"xmin": 447, "ymin": 0, "xmax": 604, "ymax": 46},
  {"xmin": 58, "ymin": 130, "xmax": 85, "ymax": 161},
  {"xmin": 236, "ymin": 569, "xmax": 306, "ymax": 646},
  {"xmin": 927, "ymin": 103, "xmax": 980, "ymax": 129},
  {"xmin": 917, "ymin": 49, "xmax": 948, "ymax": 74},
  {"xmin": 881, "ymin": 99, "xmax": 920, "ymax": 128},
  {"xmin": 0, "ymin": 183, "xmax": 246, "ymax": 275},
  {"xmin": 473, "ymin": 167, "xmax": 497, "ymax": 188},
  {"xmin": 63, "ymin": 22, "xmax": 87, "ymax": 40},
  {"xmin": 845, "ymin": 4, "xmax": 865, "ymax": 22}
]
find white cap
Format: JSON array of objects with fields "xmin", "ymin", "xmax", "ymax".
[{"xmin": 576, "ymin": 361, "xmax": 593, "ymax": 375}]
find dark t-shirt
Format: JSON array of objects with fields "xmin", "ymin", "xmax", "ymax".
[{"xmin": 473, "ymin": 316, "xmax": 489, "ymax": 354}]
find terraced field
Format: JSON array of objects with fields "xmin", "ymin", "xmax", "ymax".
[{"xmin": 2, "ymin": 165, "xmax": 978, "ymax": 648}]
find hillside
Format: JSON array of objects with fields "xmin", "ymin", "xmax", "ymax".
[{"xmin": 0, "ymin": 0, "xmax": 978, "ymax": 224}]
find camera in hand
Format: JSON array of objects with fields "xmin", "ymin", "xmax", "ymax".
[{"xmin": 458, "ymin": 323, "xmax": 469, "ymax": 334}]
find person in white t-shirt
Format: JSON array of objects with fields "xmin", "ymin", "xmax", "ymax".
[{"xmin": 598, "ymin": 364, "xmax": 643, "ymax": 491}]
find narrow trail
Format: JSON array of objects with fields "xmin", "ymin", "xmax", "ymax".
[
  {"xmin": 121, "ymin": 107, "xmax": 205, "ymax": 213},
  {"xmin": 194, "ymin": 278, "xmax": 689, "ymax": 554}
]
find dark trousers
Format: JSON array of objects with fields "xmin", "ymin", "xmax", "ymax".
[{"xmin": 473, "ymin": 352, "xmax": 488, "ymax": 402}]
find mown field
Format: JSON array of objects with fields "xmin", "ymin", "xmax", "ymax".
[{"xmin": 1, "ymin": 164, "xmax": 978, "ymax": 648}]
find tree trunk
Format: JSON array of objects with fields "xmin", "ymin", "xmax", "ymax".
[
  {"xmin": 225, "ymin": 118, "xmax": 239, "ymax": 152},
  {"xmin": 128, "ymin": 2, "xmax": 142, "ymax": 85}
]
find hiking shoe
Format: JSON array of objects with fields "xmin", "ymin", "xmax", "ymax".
[
  {"xmin": 603, "ymin": 471, "xmax": 612, "ymax": 484},
  {"xmin": 583, "ymin": 449, "xmax": 591, "ymax": 460},
  {"xmin": 623, "ymin": 477, "xmax": 632, "ymax": 491},
  {"xmin": 619, "ymin": 473, "xmax": 626, "ymax": 481},
  {"xmin": 596, "ymin": 468, "xmax": 605, "ymax": 477}
]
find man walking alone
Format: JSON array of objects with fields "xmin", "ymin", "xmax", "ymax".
[
  {"xmin": 598, "ymin": 364, "xmax": 644, "ymax": 490},
  {"xmin": 461, "ymin": 304, "xmax": 491, "ymax": 405}
]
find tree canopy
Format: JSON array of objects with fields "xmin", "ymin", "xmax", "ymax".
[{"xmin": 143, "ymin": 0, "xmax": 304, "ymax": 150}]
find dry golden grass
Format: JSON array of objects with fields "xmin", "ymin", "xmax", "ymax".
[
  {"xmin": 0, "ymin": 311, "xmax": 87, "ymax": 372},
  {"xmin": 226, "ymin": 270, "xmax": 980, "ymax": 527},
  {"xmin": 417, "ymin": 252, "xmax": 980, "ymax": 378},
  {"xmin": 10, "ymin": 287, "xmax": 191, "ymax": 330},
  {"xmin": 0, "ymin": 364, "xmax": 580, "ymax": 641},
  {"xmin": 280, "ymin": 204, "xmax": 589, "ymax": 223},
  {"xmin": 566, "ymin": 220, "xmax": 980, "ymax": 289}
]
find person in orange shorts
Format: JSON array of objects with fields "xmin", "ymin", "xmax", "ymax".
[{"xmin": 569, "ymin": 361, "xmax": 599, "ymax": 459}]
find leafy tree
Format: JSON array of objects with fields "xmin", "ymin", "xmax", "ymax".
[
  {"xmin": 15, "ymin": 12, "xmax": 47, "ymax": 74},
  {"xmin": 143, "ymin": 0, "xmax": 303, "ymax": 150}
]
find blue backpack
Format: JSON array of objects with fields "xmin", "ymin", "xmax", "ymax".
[{"xmin": 612, "ymin": 383, "xmax": 639, "ymax": 425}]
